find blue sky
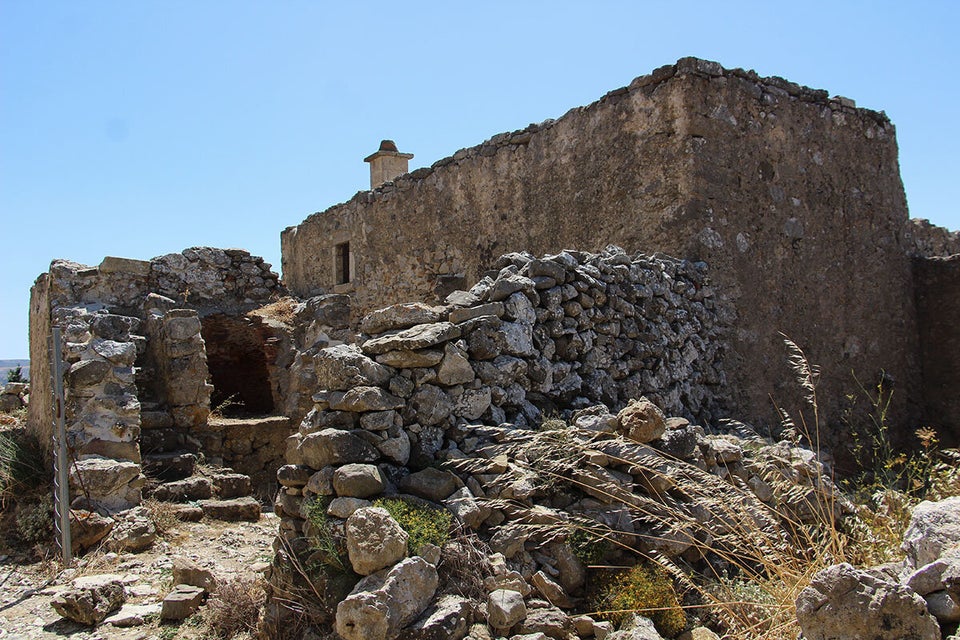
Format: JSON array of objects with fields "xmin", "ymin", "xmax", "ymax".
[{"xmin": 2, "ymin": 1, "xmax": 958, "ymax": 359}]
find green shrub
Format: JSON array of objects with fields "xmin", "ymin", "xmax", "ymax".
[
  {"xmin": 303, "ymin": 497, "xmax": 348, "ymax": 573},
  {"xmin": 373, "ymin": 497, "xmax": 452, "ymax": 553},
  {"xmin": 568, "ymin": 526, "xmax": 610, "ymax": 566},
  {"xmin": 15, "ymin": 494, "xmax": 53, "ymax": 546},
  {"xmin": 593, "ymin": 562, "xmax": 686, "ymax": 637}
]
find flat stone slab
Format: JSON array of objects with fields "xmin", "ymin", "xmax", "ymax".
[
  {"xmin": 200, "ymin": 496, "xmax": 261, "ymax": 521},
  {"xmin": 161, "ymin": 584, "xmax": 206, "ymax": 620},
  {"xmin": 361, "ymin": 322, "xmax": 461, "ymax": 355}
]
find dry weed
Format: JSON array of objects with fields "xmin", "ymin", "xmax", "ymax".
[{"xmin": 203, "ymin": 576, "xmax": 266, "ymax": 639}]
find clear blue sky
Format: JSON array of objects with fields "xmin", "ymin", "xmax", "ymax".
[{"xmin": 2, "ymin": 1, "xmax": 957, "ymax": 359}]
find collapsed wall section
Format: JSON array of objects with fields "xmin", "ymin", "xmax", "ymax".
[{"xmin": 27, "ymin": 248, "xmax": 287, "ymax": 513}]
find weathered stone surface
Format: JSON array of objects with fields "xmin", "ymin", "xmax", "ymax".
[
  {"xmin": 70, "ymin": 509, "xmax": 115, "ymax": 553},
  {"xmin": 151, "ymin": 476, "xmax": 212, "ymax": 502},
  {"xmin": 336, "ymin": 556, "xmax": 439, "ymax": 640},
  {"xmin": 199, "ymin": 496, "xmax": 261, "ymax": 521},
  {"xmin": 444, "ymin": 486, "xmax": 484, "ymax": 529},
  {"xmin": 408, "ymin": 385, "xmax": 453, "ymax": 427},
  {"xmin": 298, "ymin": 428, "xmax": 379, "ymax": 469},
  {"xmin": 333, "ymin": 463, "xmax": 386, "ymax": 498},
  {"xmin": 436, "ymin": 343, "xmax": 475, "ymax": 386},
  {"xmin": 532, "ymin": 570, "xmax": 574, "ymax": 608},
  {"xmin": 345, "ymin": 506, "xmax": 409, "ymax": 575},
  {"xmin": 161, "ymin": 584, "xmax": 206, "ymax": 620},
  {"xmin": 925, "ymin": 589, "xmax": 960, "ymax": 623},
  {"xmin": 517, "ymin": 607, "xmax": 576, "ymax": 639},
  {"xmin": 106, "ymin": 506, "xmax": 156, "ymax": 553},
  {"xmin": 375, "ymin": 348, "xmax": 445, "ymax": 368},
  {"xmin": 172, "ymin": 556, "xmax": 218, "ymax": 593},
  {"xmin": 316, "ymin": 344, "xmax": 393, "ymax": 391},
  {"xmin": 104, "ymin": 602, "xmax": 161, "ymax": 627},
  {"xmin": 795, "ymin": 562, "xmax": 940, "ymax": 640},
  {"xmin": 51, "ymin": 576, "xmax": 126, "ymax": 626},
  {"xmin": 608, "ymin": 614, "xmax": 666, "ymax": 639},
  {"xmin": 400, "ymin": 467, "xmax": 459, "ymax": 502},
  {"xmin": 617, "ymin": 397, "xmax": 667, "ymax": 444},
  {"xmin": 69, "ymin": 457, "xmax": 143, "ymax": 513},
  {"xmin": 362, "ymin": 302, "xmax": 446, "ymax": 335},
  {"xmin": 328, "ymin": 496, "xmax": 372, "ymax": 519},
  {"xmin": 398, "ymin": 594, "xmax": 471, "ymax": 640},
  {"xmin": 903, "ymin": 497, "xmax": 960, "ymax": 567},
  {"xmin": 362, "ymin": 322, "xmax": 461, "ymax": 356},
  {"xmin": 330, "ymin": 386, "xmax": 405, "ymax": 412},
  {"xmin": 212, "ymin": 472, "xmax": 252, "ymax": 498},
  {"xmin": 487, "ymin": 588, "xmax": 526, "ymax": 630}
]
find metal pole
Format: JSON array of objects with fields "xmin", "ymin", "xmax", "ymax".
[{"xmin": 51, "ymin": 327, "xmax": 72, "ymax": 566}]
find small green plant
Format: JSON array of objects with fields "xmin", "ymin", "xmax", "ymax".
[
  {"xmin": 304, "ymin": 497, "xmax": 348, "ymax": 573},
  {"xmin": 592, "ymin": 562, "xmax": 686, "ymax": 637},
  {"xmin": 15, "ymin": 494, "xmax": 53, "ymax": 546},
  {"xmin": 373, "ymin": 497, "xmax": 452, "ymax": 553},
  {"xmin": 568, "ymin": 525, "xmax": 610, "ymax": 566},
  {"xmin": 5, "ymin": 366, "xmax": 27, "ymax": 383}
]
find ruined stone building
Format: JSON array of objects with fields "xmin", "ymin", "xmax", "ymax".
[
  {"xmin": 282, "ymin": 57, "xmax": 960, "ymax": 451},
  {"xmin": 26, "ymin": 57, "xmax": 959, "ymax": 517}
]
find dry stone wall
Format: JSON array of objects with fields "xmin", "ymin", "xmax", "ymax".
[{"xmin": 281, "ymin": 56, "xmax": 925, "ymax": 450}]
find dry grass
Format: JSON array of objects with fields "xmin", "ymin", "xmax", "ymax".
[
  {"xmin": 249, "ymin": 296, "xmax": 299, "ymax": 325},
  {"xmin": 203, "ymin": 576, "xmax": 266, "ymax": 639}
]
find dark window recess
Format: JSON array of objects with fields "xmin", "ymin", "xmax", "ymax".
[
  {"xmin": 335, "ymin": 242, "xmax": 351, "ymax": 284},
  {"xmin": 201, "ymin": 314, "xmax": 275, "ymax": 416}
]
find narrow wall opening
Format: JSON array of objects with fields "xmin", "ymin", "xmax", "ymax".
[
  {"xmin": 335, "ymin": 241, "xmax": 351, "ymax": 284},
  {"xmin": 200, "ymin": 314, "xmax": 275, "ymax": 416}
]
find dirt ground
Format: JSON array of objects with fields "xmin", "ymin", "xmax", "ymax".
[{"xmin": 0, "ymin": 513, "xmax": 278, "ymax": 640}]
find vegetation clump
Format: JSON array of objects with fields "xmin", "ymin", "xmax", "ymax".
[
  {"xmin": 373, "ymin": 497, "xmax": 452, "ymax": 553},
  {"xmin": 592, "ymin": 562, "xmax": 686, "ymax": 637}
]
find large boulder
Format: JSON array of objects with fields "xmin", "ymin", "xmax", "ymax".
[
  {"xmin": 336, "ymin": 556, "xmax": 439, "ymax": 640},
  {"xmin": 795, "ymin": 562, "xmax": 940, "ymax": 640},
  {"xmin": 345, "ymin": 507, "xmax": 409, "ymax": 575},
  {"xmin": 902, "ymin": 497, "xmax": 960, "ymax": 567}
]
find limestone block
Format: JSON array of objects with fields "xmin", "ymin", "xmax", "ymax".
[
  {"xmin": 345, "ymin": 506, "xmax": 409, "ymax": 575},
  {"xmin": 375, "ymin": 348, "xmax": 445, "ymax": 368},
  {"xmin": 400, "ymin": 467, "xmax": 458, "ymax": 501},
  {"xmin": 330, "ymin": 386, "xmax": 405, "ymax": 412},
  {"xmin": 617, "ymin": 397, "xmax": 667, "ymax": 444},
  {"xmin": 333, "ymin": 463, "xmax": 386, "ymax": 498},
  {"xmin": 487, "ymin": 588, "xmax": 526, "ymax": 630},
  {"xmin": 161, "ymin": 584, "xmax": 206, "ymax": 621},
  {"xmin": 408, "ymin": 385, "xmax": 453, "ymax": 426},
  {"xmin": 297, "ymin": 428, "xmax": 379, "ymax": 469},
  {"xmin": 437, "ymin": 343, "xmax": 474, "ymax": 386},
  {"xmin": 51, "ymin": 576, "xmax": 126, "ymax": 626},
  {"xmin": 106, "ymin": 506, "xmax": 156, "ymax": 553},
  {"xmin": 396, "ymin": 594, "xmax": 471, "ymax": 640},
  {"xmin": 362, "ymin": 322, "xmax": 461, "ymax": 355},
  {"xmin": 903, "ymin": 497, "xmax": 960, "ymax": 567},
  {"xmin": 315, "ymin": 344, "xmax": 393, "ymax": 391},
  {"xmin": 172, "ymin": 557, "xmax": 219, "ymax": 593},
  {"xmin": 361, "ymin": 302, "xmax": 445, "ymax": 335},
  {"xmin": 795, "ymin": 562, "xmax": 940, "ymax": 640}
]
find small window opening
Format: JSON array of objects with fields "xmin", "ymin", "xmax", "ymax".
[{"xmin": 335, "ymin": 242, "xmax": 351, "ymax": 284}]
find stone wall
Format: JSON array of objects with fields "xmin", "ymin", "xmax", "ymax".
[
  {"xmin": 281, "ymin": 57, "xmax": 922, "ymax": 449},
  {"xmin": 913, "ymin": 255, "xmax": 960, "ymax": 447}
]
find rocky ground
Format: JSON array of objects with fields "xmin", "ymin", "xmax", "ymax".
[{"xmin": 0, "ymin": 514, "xmax": 276, "ymax": 639}]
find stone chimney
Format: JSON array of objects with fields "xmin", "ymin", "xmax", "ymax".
[{"xmin": 364, "ymin": 140, "xmax": 414, "ymax": 189}]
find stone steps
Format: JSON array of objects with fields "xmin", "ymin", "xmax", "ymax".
[{"xmin": 142, "ymin": 451, "xmax": 261, "ymax": 522}]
